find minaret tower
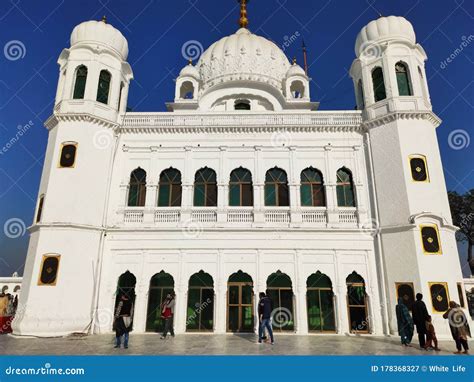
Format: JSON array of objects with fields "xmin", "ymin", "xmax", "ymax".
[
  {"xmin": 350, "ymin": 16, "xmax": 464, "ymax": 336},
  {"xmin": 13, "ymin": 18, "xmax": 133, "ymax": 336}
]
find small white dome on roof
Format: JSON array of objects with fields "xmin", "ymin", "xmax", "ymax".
[
  {"xmin": 179, "ymin": 62, "xmax": 200, "ymax": 79},
  {"xmin": 70, "ymin": 20, "xmax": 129, "ymax": 60},
  {"xmin": 286, "ymin": 62, "xmax": 306, "ymax": 77},
  {"xmin": 355, "ymin": 16, "xmax": 416, "ymax": 56},
  {"xmin": 197, "ymin": 28, "xmax": 291, "ymax": 92}
]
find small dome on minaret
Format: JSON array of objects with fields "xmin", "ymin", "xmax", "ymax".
[
  {"xmin": 355, "ymin": 16, "xmax": 416, "ymax": 56},
  {"xmin": 70, "ymin": 18, "xmax": 129, "ymax": 60}
]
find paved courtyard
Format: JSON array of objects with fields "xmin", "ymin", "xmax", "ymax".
[{"xmin": 0, "ymin": 334, "xmax": 465, "ymax": 356}]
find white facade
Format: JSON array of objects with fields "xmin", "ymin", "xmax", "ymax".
[{"xmin": 12, "ymin": 15, "xmax": 467, "ymax": 338}]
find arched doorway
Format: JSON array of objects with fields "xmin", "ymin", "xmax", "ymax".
[
  {"xmin": 227, "ymin": 271, "xmax": 254, "ymax": 332},
  {"xmin": 114, "ymin": 271, "xmax": 136, "ymax": 329},
  {"xmin": 306, "ymin": 271, "xmax": 336, "ymax": 332},
  {"xmin": 266, "ymin": 271, "xmax": 294, "ymax": 331},
  {"xmin": 146, "ymin": 271, "xmax": 174, "ymax": 332},
  {"xmin": 186, "ymin": 271, "xmax": 214, "ymax": 332},
  {"xmin": 346, "ymin": 272, "xmax": 369, "ymax": 333}
]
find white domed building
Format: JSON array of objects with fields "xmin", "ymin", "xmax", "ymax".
[{"xmin": 13, "ymin": 6, "xmax": 467, "ymax": 339}]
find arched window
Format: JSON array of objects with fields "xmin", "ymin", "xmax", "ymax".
[
  {"xmin": 227, "ymin": 271, "xmax": 254, "ymax": 332},
  {"xmin": 187, "ymin": 271, "xmax": 214, "ymax": 332},
  {"xmin": 229, "ymin": 167, "xmax": 253, "ymax": 207},
  {"xmin": 372, "ymin": 67, "xmax": 386, "ymax": 102},
  {"xmin": 395, "ymin": 62, "xmax": 413, "ymax": 96},
  {"xmin": 300, "ymin": 167, "xmax": 325, "ymax": 207},
  {"xmin": 158, "ymin": 168, "xmax": 182, "ymax": 207},
  {"xmin": 336, "ymin": 168, "xmax": 355, "ymax": 207},
  {"xmin": 265, "ymin": 167, "xmax": 289, "ymax": 207},
  {"xmin": 266, "ymin": 271, "xmax": 294, "ymax": 331},
  {"xmin": 357, "ymin": 79, "xmax": 365, "ymax": 109},
  {"xmin": 290, "ymin": 80, "xmax": 305, "ymax": 99},
  {"xmin": 180, "ymin": 81, "xmax": 195, "ymax": 99},
  {"xmin": 128, "ymin": 168, "xmax": 147, "ymax": 207},
  {"xmin": 73, "ymin": 65, "xmax": 87, "ymax": 99},
  {"xmin": 96, "ymin": 70, "xmax": 111, "ymax": 104},
  {"xmin": 235, "ymin": 100, "xmax": 251, "ymax": 110},
  {"xmin": 307, "ymin": 271, "xmax": 336, "ymax": 332},
  {"xmin": 346, "ymin": 271, "xmax": 369, "ymax": 333},
  {"xmin": 194, "ymin": 167, "xmax": 217, "ymax": 207},
  {"xmin": 146, "ymin": 271, "xmax": 174, "ymax": 332}
]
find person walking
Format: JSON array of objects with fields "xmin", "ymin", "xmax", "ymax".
[
  {"xmin": 258, "ymin": 292, "xmax": 274, "ymax": 345},
  {"xmin": 113, "ymin": 294, "xmax": 133, "ymax": 349},
  {"xmin": 160, "ymin": 292, "xmax": 175, "ymax": 339},
  {"xmin": 395, "ymin": 297, "xmax": 414, "ymax": 346},
  {"xmin": 443, "ymin": 301, "xmax": 471, "ymax": 355},
  {"xmin": 412, "ymin": 293, "xmax": 429, "ymax": 349}
]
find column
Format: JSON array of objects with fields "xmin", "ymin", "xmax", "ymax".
[
  {"xmin": 181, "ymin": 146, "xmax": 193, "ymax": 223},
  {"xmin": 175, "ymin": 285, "xmax": 187, "ymax": 334},
  {"xmin": 254, "ymin": 146, "xmax": 265, "ymax": 224},
  {"xmin": 324, "ymin": 145, "xmax": 338, "ymax": 225},
  {"xmin": 336, "ymin": 284, "xmax": 348, "ymax": 334},
  {"xmin": 144, "ymin": 183, "xmax": 157, "ymax": 223},
  {"xmin": 133, "ymin": 282, "xmax": 148, "ymax": 333},
  {"xmin": 215, "ymin": 282, "xmax": 227, "ymax": 333}
]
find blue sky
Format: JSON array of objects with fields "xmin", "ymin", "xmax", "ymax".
[{"xmin": 0, "ymin": 0, "xmax": 473, "ymax": 276}]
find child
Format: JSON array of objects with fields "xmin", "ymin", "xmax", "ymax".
[{"xmin": 425, "ymin": 316, "xmax": 440, "ymax": 351}]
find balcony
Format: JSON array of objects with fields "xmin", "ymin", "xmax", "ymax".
[{"xmin": 117, "ymin": 206, "xmax": 364, "ymax": 230}]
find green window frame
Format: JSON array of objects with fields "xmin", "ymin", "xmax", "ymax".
[
  {"xmin": 193, "ymin": 168, "xmax": 217, "ymax": 207},
  {"xmin": 229, "ymin": 167, "xmax": 253, "ymax": 207},
  {"xmin": 264, "ymin": 167, "xmax": 289, "ymax": 207},
  {"xmin": 372, "ymin": 67, "xmax": 386, "ymax": 102},
  {"xmin": 336, "ymin": 168, "xmax": 356, "ymax": 207},
  {"xmin": 128, "ymin": 168, "xmax": 147, "ymax": 207},
  {"xmin": 300, "ymin": 167, "xmax": 325, "ymax": 207},
  {"xmin": 158, "ymin": 168, "xmax": 182, "ymax": 207},
  {"xmin": 96, "ymin": 70, "xmax": 111, "ymax": 104},
  {"xmin": 73, "ymin": 65, "xmax": 87, "ymax": 99},
  {"xmin": 396, "ymin": 62, "xmax": 413, "ymax": 96}
]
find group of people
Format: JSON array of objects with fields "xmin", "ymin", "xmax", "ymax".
[
  {"xmin": 396, "ymin": 293, "xmax": 471, "ymax": 354},
  {"xmin": 114, "ymin": 291, "xmax": 471, "ymax": 353},
  {"xmin": 0, "ymin": 292, "xmax": 18, "ymax": 334},
  {"xmin": 113, "ymin": 292, "xmax": 176, "ymax": 349},
  {"xmin": 113, "ymin": 291, "xmax": 276, "ymax": 348}
]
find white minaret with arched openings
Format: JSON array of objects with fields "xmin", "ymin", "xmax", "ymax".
[
  {"xmin": 13, "ymin": 18, "xmax": 134, "ymax": 336},
  {"xmin": 350, "ymin": 16, "xmax": 465, "ymax": 337}
]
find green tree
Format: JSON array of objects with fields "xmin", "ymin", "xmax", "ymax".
[{"xmin": 448, "ymin": 190, "xmax": 474, "ymax": 275}]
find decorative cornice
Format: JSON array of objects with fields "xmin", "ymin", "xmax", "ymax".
[
  {"xmin": 362, "ymin": 111, "xmax": 442, "ymax": 130},
  {"xmin": 45, "ymin": 113, "xmax": 120, "ymax": 131}
]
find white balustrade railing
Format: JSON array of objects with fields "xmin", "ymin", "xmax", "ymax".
[
  {"xmin": 121, "ymin": 111, "xmax": 362, "ymax": 129},
  {"xmin": 338, "ymin": 208, "xmax": 358, "ymax": 224},
  {"xmin": 227, "ymin": 208, "xmax": 254, "ymax": 223},
  {"xmin": 301, "ymin": 208, "xmax": 327, "ymax": 224},
  {"xmin": 154, "ymin": 208, "xmax": 181, "ymax": 223},
  {"xmin": 264, "ymin": 208, "xmax": 291, "ymax": 223},
  {"xmin": 124, "ymin": 209, "xmax": 144, "ymax": 223},
  {"xmin": 191, "ymin": 208, "xmax": 218, "ymax": 223}
]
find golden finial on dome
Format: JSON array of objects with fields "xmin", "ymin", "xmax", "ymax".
[
  {"xmin": 101, "ymin": 15, "xmax": 107, "ymax": 23},
  {"xmin": 238, "ymin": 0, "xmax": 250, "ymax": 29},
  {"xmin": 188, "ymin": 58, "xmax": 193, "ymax": 65},
  {"xmin": 292, "ymin": 57, "xmax": 297, "ymax": 65}
]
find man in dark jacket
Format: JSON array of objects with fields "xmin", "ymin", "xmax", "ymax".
[
  {"xmin": 258, "ymin": 292, "xmax": 274, "ymax": 344},
  {"xmin": 412, "ymin": 293, "xmax": 429, "ymax": 348}
]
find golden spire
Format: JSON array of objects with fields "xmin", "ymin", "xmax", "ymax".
[
  {"xmin": 238, "ymin": 0, "xmax": 250, "ymax": 29},
  {"xmin": 101, "ymin": 15, "xmax": 107, "ymax": 23},
  {"xmin": 188, "ymin": 58, "xmax": 193, "ymax": 65},
  {"xmin": 292, "ymin": 57, "xmax": 297, "ymax": 65}
]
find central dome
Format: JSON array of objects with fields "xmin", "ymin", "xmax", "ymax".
[{"xmin": 197, "ymin": 28, "xmax": 291, "ymax": 92}]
